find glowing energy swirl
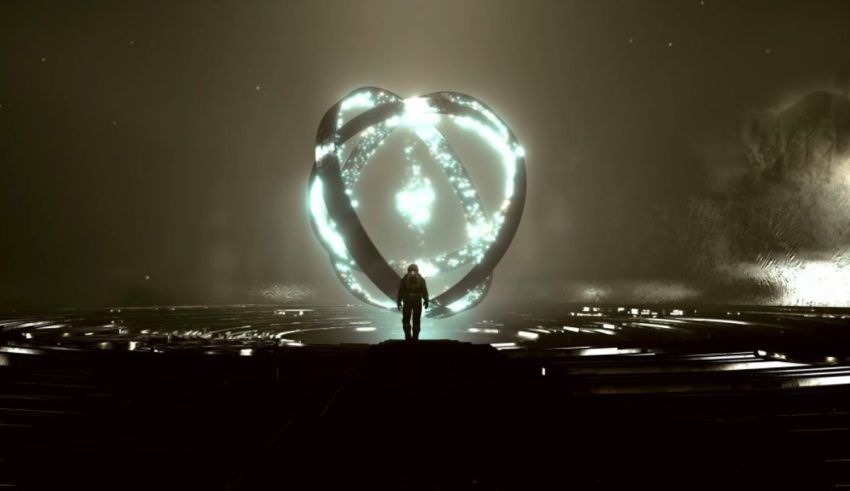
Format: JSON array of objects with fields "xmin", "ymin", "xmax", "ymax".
[{"xmin": 308, "ymin": 88, "xmax": 526, "ymax": 317}]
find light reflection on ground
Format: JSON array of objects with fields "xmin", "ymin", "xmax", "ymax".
[{"xmin": 0, "ymin": 304, "xmax": 849, "ymax": 367}]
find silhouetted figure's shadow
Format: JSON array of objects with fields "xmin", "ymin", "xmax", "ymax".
[{"xmin": 396, "ymin": 263, "xmax": 429, "ymax": 341}]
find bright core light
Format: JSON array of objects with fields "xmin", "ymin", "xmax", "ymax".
[{"xmin": 395, "ymin": 166, "xmax": 435, "ymax": 229}]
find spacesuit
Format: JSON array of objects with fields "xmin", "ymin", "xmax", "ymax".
[{"xmin": 396, "ymin": 264, "xmax": 429, "ymax": 341}]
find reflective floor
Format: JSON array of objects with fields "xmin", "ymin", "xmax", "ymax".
[
  {"xmin": 3, "ymin": 303, "xmax": 850, "ymax": 363},
  {"xmin": 2, "ymin": 304, "xmax": 850, "ymax": 489}
]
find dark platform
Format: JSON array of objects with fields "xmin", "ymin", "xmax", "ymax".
[{"xmin": 1, "ymin": 335, "xmax": 849, "ymax": 490}]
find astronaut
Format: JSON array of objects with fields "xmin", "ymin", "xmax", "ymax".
[{"xmin": 396, "ymin": 264, "xmax": 429, "ymax": 341}]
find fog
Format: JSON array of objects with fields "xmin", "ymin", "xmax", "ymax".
[{"xmin": 1, "ymin": 0, "xmax": 849, "ymax": 309}]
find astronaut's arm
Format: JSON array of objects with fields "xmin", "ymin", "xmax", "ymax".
[
  {"xmin": 396, "ymin": 278, "xmax": 406, "ymax": 307},
  {"xmin": 422, "ymin": 279, "xmax": 430, "ymax": 307}
]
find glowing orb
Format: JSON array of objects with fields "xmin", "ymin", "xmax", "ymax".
[{"xmin": 308, "ymin": 87, "xmax": 526, "ymax": 317}]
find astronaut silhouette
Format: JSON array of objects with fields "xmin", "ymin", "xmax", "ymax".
[{"xmin": 396, "ymin": 264, "xmax": 429, "ymax": 341}]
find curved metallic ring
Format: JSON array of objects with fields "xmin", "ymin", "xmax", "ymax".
[{"xmin": 308, "ymin": 87, "xmax": 526, "ymax": 318}]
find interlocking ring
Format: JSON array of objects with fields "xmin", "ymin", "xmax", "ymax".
[{"xmin": 308, "ymin": 87, "xmax": 526, "ymax": 317}]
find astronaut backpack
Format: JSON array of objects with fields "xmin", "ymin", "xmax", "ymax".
[{"xmin": 406, "ymin": 273, "xmax": 422, "ymax": 294}]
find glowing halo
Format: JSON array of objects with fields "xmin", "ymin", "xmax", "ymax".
[{"xmin": 308, "ymin": 87, "xmax": 526, "ymax": 317}]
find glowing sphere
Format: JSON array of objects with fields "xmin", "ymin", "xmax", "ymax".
[{"xmin": 308, "ymin": 87, "xmax": 526, "ymax": 317}]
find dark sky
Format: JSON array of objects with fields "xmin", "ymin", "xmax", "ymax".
[{"xmin": 1, "ymin": 0, "xmax": 850, "ymax": 309}]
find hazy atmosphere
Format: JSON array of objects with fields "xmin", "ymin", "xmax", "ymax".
[{"xmin": 2, "ymin": 0, "xmax": 850, "ymax": 309}]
